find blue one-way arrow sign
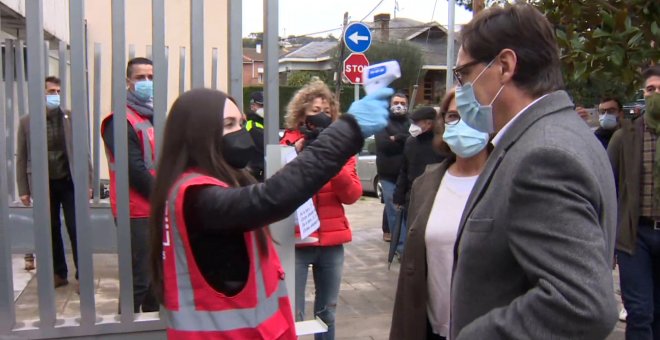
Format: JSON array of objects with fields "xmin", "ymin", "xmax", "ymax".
[{"xmin": 344, "ymin": 22, "xmax": 372, "ymax": 53}]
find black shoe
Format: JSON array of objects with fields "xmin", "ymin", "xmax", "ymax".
[{"xmin": 54, "ymin": 274, "xmax": 69, "ymax": 288}]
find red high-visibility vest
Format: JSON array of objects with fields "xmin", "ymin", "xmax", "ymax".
[
  {"xmin": 101, "ymin": 107, "xmax": 156, "ymax": 218},
  {"xmin": 162, "ymin": 171, "xmax": 296, "ymax": 339}
]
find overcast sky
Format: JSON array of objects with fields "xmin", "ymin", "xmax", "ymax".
[{"xmin": 241, "ymin": 0, "xmax": 473, "ymax": 38}]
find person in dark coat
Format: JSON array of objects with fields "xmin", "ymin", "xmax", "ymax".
[
  {"xmin": 245, "ymin": 91, "xmax": 265, "ymax": 181},
  {"xmin": 375, "ymin": 93, "xmax": 409, "ymax": 241},
  {"xmin": 393, "ymin": 106, "xmax": 448, "ymax": 255}
]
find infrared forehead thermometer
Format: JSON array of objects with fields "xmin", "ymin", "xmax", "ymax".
[{"xmin": 362, "ymin": 60, "xmax": 401, "ymax": 95}]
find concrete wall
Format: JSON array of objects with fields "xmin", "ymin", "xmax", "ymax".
[{"xmin": 2, "ymin": 0, "xmax": 71, "ymax": 42}]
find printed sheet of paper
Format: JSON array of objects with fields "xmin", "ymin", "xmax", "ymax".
[{"xmin": 284, "ymin": 149, "xmax": 321, "ymax": 240}]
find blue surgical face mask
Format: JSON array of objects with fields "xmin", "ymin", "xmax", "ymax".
[
  {"xmin": 133, "ymin": 80, "xmax": 153, "ymax": 101},
  {"xmin": 45, "ymin": 94, "xmax": 60, "ymax": 110},
  {"xmin": 455, "ymin": 59, "xmax": 504, "ymax": 133},
  {"xmin": 599, "ymin": 113, "xmax": 618, "ymax": 130},
  {"xmin": 443, "ymin": 119, "xmax": 490, "ymax": 158}
]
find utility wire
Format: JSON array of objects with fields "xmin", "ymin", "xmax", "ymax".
[{"xmin": 360, "ymin": 0, "xmax": 386, "ymax": 22}]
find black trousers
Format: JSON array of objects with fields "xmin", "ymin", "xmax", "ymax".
[
  {"xmin": 49, "ymin": 178, "xmax": 78, "ymax": 279},
  {"xmin": 129, "ymin": 218, "xmax": 159, "ymax": 313}
]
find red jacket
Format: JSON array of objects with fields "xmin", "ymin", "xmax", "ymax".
[
  {"xmin": 163, "ymin": 171, "xmax": 296, "ymax": 339},
  {"xmin": 280, "ymin": 129, "xmax": 362, "ymax": 247}
]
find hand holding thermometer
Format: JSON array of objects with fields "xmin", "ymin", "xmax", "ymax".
[{"xmin": 362, "ymin": 60, "xmax": 401, "ymax": 95}]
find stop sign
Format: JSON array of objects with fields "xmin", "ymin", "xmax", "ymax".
[{"xmin": 343, "ymin": 53, "xmax": 369, "ymax": 84}]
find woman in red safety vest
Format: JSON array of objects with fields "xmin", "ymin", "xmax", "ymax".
[{"xmin": 149, "ymin": 87, "xmax": 393, "ymax": 339}]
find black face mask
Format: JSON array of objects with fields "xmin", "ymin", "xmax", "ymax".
[
  {"xmin": 301, "ymin": 113, "xmax": 333, "ymax": 145},
  {"xmin": 222, "ymin": 128, "xmax": 256, "ymax": 169}
]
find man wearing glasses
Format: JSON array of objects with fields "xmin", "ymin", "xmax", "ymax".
[
  {"xmin": 450, "ymin": 4, "xmax": 618, "ymax": 339},
  {"xmin": 595, "ymin": 97, "xmax": 624, "ymax": 149}
]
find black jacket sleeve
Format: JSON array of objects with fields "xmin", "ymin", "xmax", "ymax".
[
  {"xmin": 101, "ymin": 116, "xmax": 155, "ymax": 199},
  {"xmin": 186, "ymin": 115, "xmax": 365, "ymax": 234}
]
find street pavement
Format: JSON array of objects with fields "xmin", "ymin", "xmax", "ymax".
[{"xmin": 11, "ymin": 196, "xmax": 626, "ymax": 339}]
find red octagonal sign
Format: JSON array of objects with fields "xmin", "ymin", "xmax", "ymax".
[{"xmin": 343, "ymin": 53, "xmax": 369, "ymax": 84}]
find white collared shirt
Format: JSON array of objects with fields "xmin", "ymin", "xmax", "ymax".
[{"xmin": 492, "ymin": 94, "xmax": 549, "ymax": 146}]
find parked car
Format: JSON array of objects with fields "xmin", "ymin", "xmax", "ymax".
[
  {"xmin": 357, "ymin": 136, "xmax": 383, "ymax": 202},
  {"xmin": 623, "ymin": 98, "xmax": 645, "ymax": 120}
]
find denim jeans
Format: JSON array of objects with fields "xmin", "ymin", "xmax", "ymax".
[
  {"xmin": 49, "ymin": 178, "xmax": 78, "ymax": 280},
  {"xmin": 295, "ymin": 245, "xmax": 344, "ymax": 340},
  {"xmin": 395, "ymin": 209, "xmax": 408, "ymax": 255},
  {"xmin": 380, "ymin": 179, "xmax": 397, "ymax": 234},
  {"xmin": 617, "ymin": 223, "xmax": 660, "ymax": 340}
]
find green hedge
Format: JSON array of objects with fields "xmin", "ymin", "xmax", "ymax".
[{"xmin": 244, "ymin": 85, "xmax": 366, "ymax": 129}]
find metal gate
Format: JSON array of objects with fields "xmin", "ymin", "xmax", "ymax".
[{"xmin": 0, "ymin": 0, "xmax": 282, "ymax": 338}]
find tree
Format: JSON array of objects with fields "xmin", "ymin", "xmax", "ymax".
[
  {"xmin": 455, "ymin": 0, "xmax": 660, "ymax": 104},
  {"xmin": 361, "ymin": 40, "xmax": 424, "ymax": 93},
  {"xmin": 286, "ymin": 71, "xmax": 332, "ymax": 87}
]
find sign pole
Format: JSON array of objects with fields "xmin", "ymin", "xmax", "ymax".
[{"xmin": 354, "ymin": 83, "xmax": 359, "ymax": 102}]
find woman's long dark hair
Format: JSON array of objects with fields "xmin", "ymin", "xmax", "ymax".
[{"xmin": 149, "ymin": 88, "xmax": 266, "ymax": 302}]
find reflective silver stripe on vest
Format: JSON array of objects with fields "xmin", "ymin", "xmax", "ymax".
[
  {"xmin": 165, "ymin": 173, "xmax": 287, "ymax": 332},
  {"xmin": 131, "ymin": 120, "xmax": 155, "ymax": 170}
]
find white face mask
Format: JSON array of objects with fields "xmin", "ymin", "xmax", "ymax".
[
  {"xmin": 255, "ymin": 108, "xmax": 264, "ymax": 118},
  {"xmin": 390, "ymin": 104, "xmax": 408, "ymax": 115},
  {"xmin": 409, "ymin": 123, "xmax": 422, "ymax": 137}
]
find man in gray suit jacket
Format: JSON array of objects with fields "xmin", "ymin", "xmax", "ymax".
[{"xmin": 449, "ymin": 4, "xmax": 618, "ymax": 339}]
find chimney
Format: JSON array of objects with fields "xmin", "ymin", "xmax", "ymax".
[{"xmin": 374, "ymin": 13, "xmax": 390, "ymax": 42}]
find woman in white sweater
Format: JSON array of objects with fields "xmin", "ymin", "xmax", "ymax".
[{"xmin": 389, "ymin": 88, "xmax": 491, "ymax": 340}]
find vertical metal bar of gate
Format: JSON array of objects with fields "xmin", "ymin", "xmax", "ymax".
[
  {"xmin": 264, "ymin": 0, "xmax": 279, "ymax": 145},
  {"xmin": 0, "ymin": 15, "xmax": 16, "ymax": 334},
  {"xmin": 92, "ymin": 43, "xmax": 102, "ymax": 203},
  {"xmin": 58, "ymin": 41, "xmax": 68, "ymax": 110},
  {"xmin": 211, "ymin": 48, "xmax": 218, "ymax": 90},
  {"xmin": 44, "ymin": 41, "xmax": 49, "ymax": 77},
  {"xmin": 15, "ymin": 40, "xmax": 27, "ymax": 117},
  {"xmin": 26, "ymin": 0, "xmax": 57, "ymax": 327},
  {"xmin": 190, "ymin": 0, "xmax": 204, "ymax": 88},
  {"xmin": 128, "ymin": 44, "xmax": 136, "ymax": 60},
  {"xmin": 69, "ymin": 0, "xmax": 96, "ymax": 325},
  {"xmin": 228, "ymin": 0, "xmax": 243, "ymax": 108},
  {"xmin": 152, "ymin": 0, "xmax": 167, "ymax": 154},
  {"xmin": 111, "ymin": 0, "xmax": 135, "ymax": 322},
  {"xmin": 4, "ymin": 39, "xmax": 16, "ymax": 200},
  {"xmin": 179, "ymin": 47, "xmax": 186, "ymax": 96}
]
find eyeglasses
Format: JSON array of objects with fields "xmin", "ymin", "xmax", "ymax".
[
  {"xmin": 598, "ymin": 108, "xmax": 619, "ymax": 115},
  {"xmin": 453, "ymin": 60, "xmax": 483, "ymax": 86},
  {"xmin": 443, "ymin": 111, "xmax": 461, "ymax": 125}
]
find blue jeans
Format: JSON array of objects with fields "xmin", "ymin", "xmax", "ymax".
[
  {"xmin": 396, "ymin": 209, "xmax": 408, "ymax": 255},
  {"xmin": 295, "ymin": 245, "xmax": 344, "ymax": 340},
  {"xmin": 617, "ymin": 222, "xmax": 660, "ymax": 340},
  {"xmin": 380, "ymin": 179, "xmax": 397, "ymax": 234}
]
